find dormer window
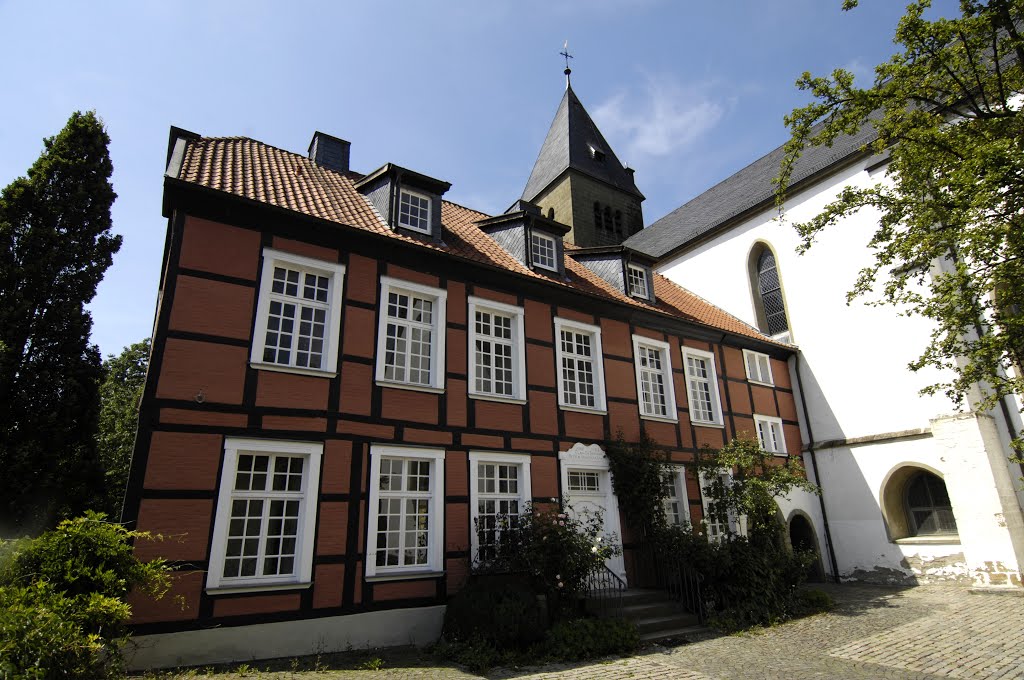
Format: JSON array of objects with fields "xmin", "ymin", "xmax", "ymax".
[
  {"xmin": 531, "ymin": 232, "xmax": 558, "ymax": 271},
  {"xmin": 627, "ymin": 263, "xmax": 650, "ymax": 299},
  {"xmin": 589, "ymin": 145, "xmax": 606, "ymax": 163},
  {"xmin": 398, "ymin": 189, "xmax": 431, "ymax": 233}
]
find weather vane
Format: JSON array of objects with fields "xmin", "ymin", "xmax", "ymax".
[{"xmin": 560, "ymin": 40, "xmax": 573, "ymax": 86}]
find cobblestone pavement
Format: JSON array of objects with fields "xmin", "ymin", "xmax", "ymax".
[{"xmin": 156, "ymin": 583, "xmax": 1024, "ymax": 680}]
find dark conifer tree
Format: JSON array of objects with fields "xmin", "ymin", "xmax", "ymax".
[{"xmin": 0, "ymin": 111, "xmax": 122, "ymax": 534}]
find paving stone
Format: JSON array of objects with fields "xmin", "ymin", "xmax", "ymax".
[{"xmin": 158, "ymin": 583, "xmax": 1024, "ymax": 680}]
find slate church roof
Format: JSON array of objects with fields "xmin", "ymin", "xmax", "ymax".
[
  {"xmin": 521, "ymin": 84, "xmax": 644, "ymax": 203},
  {"xmin": 624, "ymin": 115, "xmax": 882, "ymax": 260}
]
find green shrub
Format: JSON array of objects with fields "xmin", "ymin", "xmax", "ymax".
[
  {"xmin": 443, "ymin": 574, "xmax": 547, "ymax": 649},
  {"xmin": 652, "ymin": 519, "xmax": 815, "ymax": 631},
  {"xmin": 794, "ymin": 588, "xmax": 835, "ymax": 616},
  {"xmin": 540, "ymin": 618, "xmax": 639, "ymax": 661},
  {"xmin": 0, "ymin": 512, "xmax": 171, "ymax": 679},
  {"xmin": 478, "ymin": 504, "xmax": 620, "ymax": 619}
]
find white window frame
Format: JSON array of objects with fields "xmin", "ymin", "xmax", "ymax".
[
  {"xmin": 631, "ymin": 335, "xmax": 677, "ymax": 422},
  {"xmin": 754, "ymin": 414, "xmax": 787, "ymax": 455},
  {"xmin": 206, "ymin": 438, "xmax": 322, "ymax": 592},
  {"xmin": 375, "ymin": 277, "xmax": 448, "ymax": 392},
  {"xmin": 467, "ymin": 297, "xmax": 527, "ymax": 403},
  {"xmin": 664, "ymin": 465, "xmax": 690, "ymax": 527},
  {"xmin": 468, "ymin": 452, "xmax": 532, "ymax": 565},
  {"xmin": 682, "ymin": 347, "xmax": 724, "ymax": 427},
  {"xmin": 366, "ymin": 445, "xmax": 445, "ymax": 579},
  {"xmin": 554, "ymin": 317, "xmax": 607, "ymax": 413},
  {"xmin": 397, "ymin": 188, "xmax": 432, "ymax": 234},
  {"xmin": 743, "ymin": 349, "xmax": 774, "ymax": 386},
  {"xmin": 700, "ymin": 470, "xmax": 743, "ymax": 542},
  {"xmin": 530, "ymin": 231, "xmax": 558, "ymax": 272},
  {"xmin": 626, "ymin": 264, "xmax": 650, "ymax": 300},
  {"xmin": 250, "ymin": 249, "xmax": 345, "ymax": 377}
]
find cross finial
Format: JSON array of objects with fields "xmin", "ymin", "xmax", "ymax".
[{"xmin": 560, "ymin": 40, "xmax": 573, "ymax": 88}]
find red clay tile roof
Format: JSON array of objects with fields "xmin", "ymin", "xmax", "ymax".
[{"xmin": 174, "ymin": 135, "xmax": 785, "ymax": 347}]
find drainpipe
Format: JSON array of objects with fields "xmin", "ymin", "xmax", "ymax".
[{"xmin": 793, "ymin": 352, "xmax": 841, "ymax": 583}]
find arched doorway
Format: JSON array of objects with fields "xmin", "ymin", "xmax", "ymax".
[{"xmin": 789, "ymin": 514, "xmax": 824, "ymax": 582}]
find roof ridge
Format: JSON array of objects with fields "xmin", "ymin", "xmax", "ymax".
[{"xmin": 652, "ymin": 271, "xmax": 784, "ymax": 346}]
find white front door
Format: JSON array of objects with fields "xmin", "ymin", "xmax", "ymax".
[{"xmin": 558, "ymin": 443, "xmax": 626, "ymax": 584}]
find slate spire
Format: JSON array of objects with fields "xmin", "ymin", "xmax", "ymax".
[{"xmin": 521, "ymin": 85, "xmax": 644, "ymax": 205}]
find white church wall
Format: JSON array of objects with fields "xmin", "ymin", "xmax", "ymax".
[{"xmin": 657, "ymin": 155, "xmax": 1024, "ymax": 587}]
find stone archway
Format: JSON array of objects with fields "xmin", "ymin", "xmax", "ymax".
[{"xmin": 789, "ymin": 513, "xmax": 824, "ymax": 582}]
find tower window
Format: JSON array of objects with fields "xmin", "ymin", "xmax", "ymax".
[
  {"xmin": 614, "ymin": 210, "xmax": 623, "ymax": 234},
  {"xmin": 594, "ymin": 202, "xmax": 607, "ymax": 230}
]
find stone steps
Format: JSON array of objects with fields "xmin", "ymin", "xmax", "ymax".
[{"xmin": 587, "ymin": 588, "xmax": 708, "ymax": 642}]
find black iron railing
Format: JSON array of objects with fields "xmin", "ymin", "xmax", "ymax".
[
  {"xmin": 584, "ymin": 563, "xmax": 627, "ymax": 618},
  {"xmin": 638, "ymin": 540, "xmax": 707, "ymax": 623}
]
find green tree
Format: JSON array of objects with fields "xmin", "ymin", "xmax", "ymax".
[
  {"xmin": 778, "ymin": 1, "xmax": 1024, "ymax": 445},
  {"xmin": 97, "ymin": 339, "xmax": 150, "ymax": 520},
  {"xmin": 0, "ymin": 112, "xmax": 122, "ymax": 535}
]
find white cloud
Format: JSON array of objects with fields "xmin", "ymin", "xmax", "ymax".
[{"xmin": 592, "ymin": 74, "xmax": 726, "ymax": 163}]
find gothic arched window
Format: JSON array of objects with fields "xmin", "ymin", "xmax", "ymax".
[
  {"xmin": 905, "ymin": 471, "xmax": 958, "ymax": 536},
  {"xmin": 751, "ymin": 245, "xmax": 790, "ymax": 337},
  {"xmin": 593, "ymin": 202, "xmax": 605, "ymax": 230}
]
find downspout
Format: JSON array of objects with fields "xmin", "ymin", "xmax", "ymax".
[{"xmin": 793, "ymin": 351, "xmax": 841, "ymax": 582}]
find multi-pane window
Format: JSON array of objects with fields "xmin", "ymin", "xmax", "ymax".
[
  {"xmin": 905, "ymin": 472, "xmax": 958, "ymax": 536},
  {"xmin": 743, "ymin": 349, "xmax": 774, "ymax": 385},
  {"xmin": 469, "ymin": 453, "xmax": 531, "ymax": 564},
  {"xmin": 700, "ymin": 471, "xmax": 739, "ymax": 542},
  {"xmin": 664, "ymin": 467, "xmax": 689, "ymax": 526},
  {"xmin": 531, "ymin": 232, "xmax": 557, "ymax": 271},
  {"xmin": 568, "ymin": 470, "xmax": 601, "ymax": 492},
  {"xmin": 367, "ymin": 446, "xmax": 445, "ymax": 577},
  {"xmin": 252, "ymin": 249, "xmax": 345, "ymax": 375},
  {"xmin": 632, "ymin": 336, "xmax": 676, "ymax": 421},
  {"xmin": 756, "ymin": 248, "xmax": 790, "ymax": 337},
  {"xmin": 626, "ymin": 264, "xmax": 650, "ymax": 299},
  {"xmin": 754, "ymin": 415, "xmax": 786, "ymax": 455},
  {"xmin": 376, "ymin": 277, "xmax": 447, "ymax": 390},
  {"xmin": 683, "ymin": 348, "xmax": 723, "ymax": 425},
  {"xmin": 398, "ymin": 189, "xmax": 431, "ymax": 233},
  {"xmin": 468, "ymin": 298, "xmax": 526, "ymax": 401},
  {"xmin": 554, "ymin": 318, "xmax": 606, "ymax": 412},
  {"xmin": 207, "ymin": 439, "xmax": 322, "ymax": 590}
]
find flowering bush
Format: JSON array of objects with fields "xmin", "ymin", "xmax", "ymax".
[{"xmin": 476, "ymin": 503, "xmax": 619, "ymax": 618}]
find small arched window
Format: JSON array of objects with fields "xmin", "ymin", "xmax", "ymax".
[
  {"xmin": 604, "ymin": 206, "xmax": 613, "ymax": 233},
  {"xmin": 905, "ymin": 471, "xmax": 958, "ymax": 536},
  {"xmin": 593, "ymin": 202, "xmax": 605, "ymax": 230},
  {"xmin": 614, "ymin": 210, "xmax": 623, "ymax": 235},
  {"xmin": 751, "ymin": 245, "xmax": 790, "ymax": 337}
]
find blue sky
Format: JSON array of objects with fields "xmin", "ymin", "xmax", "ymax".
[{"xmin": 0, "ymin": 0, "xmax": 948, "ymax": 358}]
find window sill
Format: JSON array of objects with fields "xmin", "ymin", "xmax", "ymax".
[
  {"xmin": 469, "ymin": 393, "xmax": 528, "ymax": 405},
  {"xmin": 894, "ymin": 536, "xmax": 961, "ymax": 546},
  {"xmin": 250, "ymin": 362, "xmax": 337, "ymax": 379},
  {"xmin": 365, "ymin": 570, "xmax": 445, "ymax": 583},
  {"xmin": 747, "ymin": 379, "xmax": 775, "ymax": 388},
  {"xmin": 558, "ymin": 404, "xmax": 608, "ymax": 416},
  {"xmin": 376, "ymin": 380, "xmax": 445, "ymax": 395},
  {"xmin": 641, "ymin": 413, "xmax": 679, "ymax": 424},
  {"xmin": 205, "ymin": 582, "xmax": 312, "ymax": 596},
  {"xmin": 691, "ymin": 420, "xmax": 725, "ymax": 429}
]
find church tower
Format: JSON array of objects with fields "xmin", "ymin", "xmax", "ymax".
[{"xmin": 521, "ymin": 69, "xmax": 645, "ymax": 248}]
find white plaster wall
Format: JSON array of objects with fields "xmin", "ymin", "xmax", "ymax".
[
  {"xmin": 815, "ymin": 415, "xmax": 1020, "ymax": 584},
  {"xmin": 656, "ymin": 156, "xmax": 1024, "ymax": 585},
  {"xmin": 659, "ymin": 158, "xmax": 955, "ymax": 442},
  {"xmin": 127, "ymin": 604, "xmax": 446, "ymax": 671}
]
